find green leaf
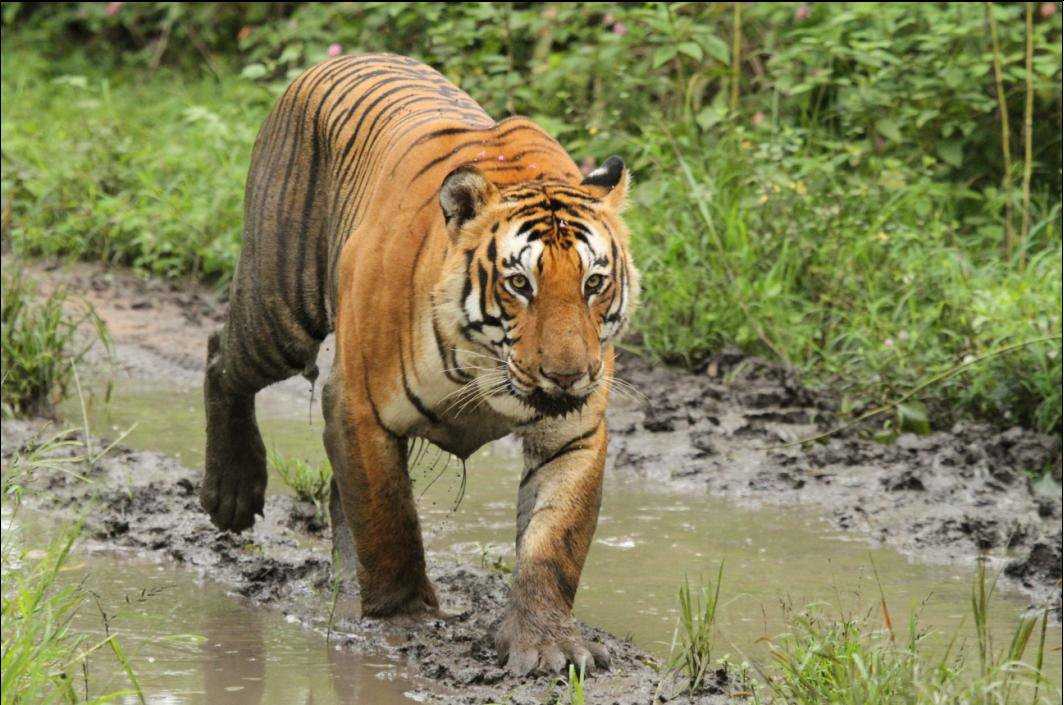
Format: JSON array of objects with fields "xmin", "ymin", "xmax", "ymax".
[
  {"xmin": 240, "ymin": 63, "xmax": 268, "ymax": 80},
  {"xmin": 652, "ymin": 45, "xmax": 677, "ymax": 68},
  {"xmin": 897, "ymin": 401, "xmax": 931, "ymax": 435},
  {"xmin": 678, "ymin": 42, "xmax": 703, "ymax": 61},
  {"xmin": 875, "ymin": 118, "xmax": 903, "ymax": 143},
  {"xmin": 703, "ymin": 34, "xmax": 730, "ymax": 63},
  {"xmin": 696, "ymin": 105, "xmax": 725, "ymax": 131},
  {"xmin": 936, "ymin": 140, "xmax": 963, "ymax": 168}
]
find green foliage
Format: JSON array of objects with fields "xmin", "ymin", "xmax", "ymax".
[
  {"xmin": 0, "ymin": 269, "xmax": 109, "ymax": 419},
  {"xmin": 267, "ymin": 447, "xmax": 331, "ymax": 510},
  {"xmin": 1, "ymin": 2, "xmax": 1061, "ymax": 431},
  {"xmin": 1, "ymin": 51, "xmax": 266, "ymax": 281},
  {"xmin": 631, "ymin": 125, "xmax": 1062, "ymax": 431},
  {"xmin": 758, "ymin": 565, "xmax": 1055, "ymax": 704}
]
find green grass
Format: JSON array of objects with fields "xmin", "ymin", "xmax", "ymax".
[
  {"xmin": 662, "ymin": 563, "xmax": 725, "ymax": 695},
  {"xmin": 1, "ymin": 49, "xmax": 268, "ymax": 282},
  {"xmin": 1, "ymin": 36, "xmax": 1060, "ymax": 432},
  {"xmin": 752, "ymin": 563, "xmax": 1056, "ymax": 705},
  {"xmin": 630, "ymin": 129, "xmax": 1062, "ymax": 434},
  {"xmin": 267, "ymin": 447, "xmax": 331, "ymax": 511},
  {"xmin": 1, "ymin": 431, "xmax": 143, "ymax": 705},
  {"xmin": 0, "ymin": 268, "xmax": 110, "ymax": 419}
]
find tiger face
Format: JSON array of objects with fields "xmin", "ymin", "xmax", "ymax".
[{"xmin": 436, "ymin": 157, "xmax": 639, "ymax": 418}]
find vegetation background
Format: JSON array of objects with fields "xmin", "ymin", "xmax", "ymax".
[{"xmin": 1, "ymin": 1, "xmax": 1061, "ymax": 434}]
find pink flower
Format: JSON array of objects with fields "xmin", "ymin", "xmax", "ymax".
[
  {"xmin": 106, "ymin": 2, "xmax": 123, "ymax": 16},
  {"xmin": 751, "ymin": 111, "xmax": 765, "ymax": 127},
  {"xmin": 795, "ymin": 4, "xmax": 811, "ymax": 21},
  {"xmin": 327, "ymin": 43, "xmax": 343, "ymax": 58},
  {"xmin": 1040, "ymin": 2, "xmax": 1056, "ymax": 18},
  {"xmin": 612, "ymin": 22, "xmax": 628, "ymax": 36},
  {"xmin": 884, "ymin": 338, "xmax": 894, "ymax": 349}
]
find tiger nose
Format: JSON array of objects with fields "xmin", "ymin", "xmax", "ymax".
[{"xmin": 540, "ymin": 367, "xmax": 584, "ymax": 390}]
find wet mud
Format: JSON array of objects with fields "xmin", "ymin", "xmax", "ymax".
[
  {"xmin": 2, "ymin": 418, "xmax": 735, "ymax": 704},
  {"xmin": 608, "ymin": 352, "xmax": 1062, "ymax": 615},
  {"xmin": 33, "ymin": 260, "xmax": 1057, "ymax": 615}
]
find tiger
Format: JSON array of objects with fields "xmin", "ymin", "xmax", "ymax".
[{"xmin": 200, "ymin": 53, "xmax": 639, "ymax": 677}]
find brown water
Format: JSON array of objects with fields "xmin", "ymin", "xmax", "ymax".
[{"xmin": 49, "ymin": 381, "xmax": 1062, "ymax": 702}]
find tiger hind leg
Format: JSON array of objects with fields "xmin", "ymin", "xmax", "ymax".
[{"xmin": 201, "ymin": 294, "xmax": 320, "ymax": 532}]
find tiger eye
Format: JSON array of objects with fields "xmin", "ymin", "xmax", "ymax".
[
  {"xmin": 508, "ymin": 274, "xmax": 530, "ymax": 292},
  {"xmin": 585, "ymin": 274, "xmax": 605, "ymax": 294}
]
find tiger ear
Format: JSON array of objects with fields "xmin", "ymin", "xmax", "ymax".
[
  {"xmin": 581, "ymin": 155, "xmax": 629, "ymax": 211},
  {"xmin": 440, "ymin": 165, "xmax": 498, "ymax": 235}
]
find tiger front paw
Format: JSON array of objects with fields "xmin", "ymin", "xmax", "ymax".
[{"xmin": 494, "ymin": 608, "xmax": 610, "ymax": 677}]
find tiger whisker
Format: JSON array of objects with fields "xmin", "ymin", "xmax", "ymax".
[
  {"xmin": 442, "ymin": 374, "xmax": 507, "ymax": 414},
  {"xmin": 452, "ymin": 378, "xmax": 511, "ymax": 417}
]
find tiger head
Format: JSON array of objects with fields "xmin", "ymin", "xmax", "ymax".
[{"xmin": 435, "ymin": 157, "xmax": 640, "ymax": 418}]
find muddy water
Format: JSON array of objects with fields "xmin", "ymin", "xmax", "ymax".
[
  {"xmin": 60, "ymin": 381, "xmax": 1062, "ymax": 692},
  {"xmin": 4, "ymin": 510, "xmax": 434, "ymax": 705}
]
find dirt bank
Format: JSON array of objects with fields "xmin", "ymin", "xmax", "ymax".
[
  {"xmin": 21, "ymin": 259, "xmax": 1064, "ymax": 617},
  {"xmin": 1, "ymin": 419, "xmax": 738, "ymax": 704}
]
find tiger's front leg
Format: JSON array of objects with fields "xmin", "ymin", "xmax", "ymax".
[
  {"xmin": 496, "ymin": 418, "xmax": 612, "ymax": 676},
  {"xmin": 322, "ymin": 369, "xmax": 440, "ymax": 620}
]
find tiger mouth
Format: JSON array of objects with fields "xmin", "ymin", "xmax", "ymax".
[
  {"xmin": 503, "ymin": 360, "xmax": 594, "ymax": 417},
  {"xmin": 518, "ymin": 387, "xmax": 589, "ymax": 418}
]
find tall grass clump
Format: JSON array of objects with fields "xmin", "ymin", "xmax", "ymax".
[
  {"xmin": 757, "ymin": 563, "xmax": 1057, "ymax": 704},
  {"xmin": 663, "ymin": 562, "xmax": 725, "ymax": 695},
  {"xmin": 0, "ymin": 270, "xmax": 109, "ymax": 419},
  {"xmin": 1, "ymin": 433, "xmax": 143, "ymax": 704}
]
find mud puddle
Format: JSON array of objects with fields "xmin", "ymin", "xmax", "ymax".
[{"xmin": 60, "ymin": 381, "xmax": 1063, "ymax": 679}]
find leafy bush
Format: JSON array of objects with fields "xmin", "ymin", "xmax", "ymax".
[{"xmin": 0, "ymin": 269, "xmax": 109, "ymax": 418}]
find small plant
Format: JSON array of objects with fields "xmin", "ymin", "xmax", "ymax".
[
  {"xmin": 1, "ymin": 270, "xmax": 109, "ymax": 419},
  {"xmin": 664, "ymin": 562, "xmax": 725, "ymax": 694},
  {"xmin": 267, "ymin": 447, "xmax": 331, "ymax": 511},
  {"xmin": 566, "ymin": 662, "xmax": 586, "ymax": 705}
]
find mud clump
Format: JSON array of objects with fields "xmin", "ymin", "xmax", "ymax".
[{"xmin": 1, "ymin": 420, "xmax": 736, "ymax": 704}]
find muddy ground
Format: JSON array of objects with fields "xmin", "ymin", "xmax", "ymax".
[
  {"xmin": 30, "ymin": 261, "xmax": 1061, "ymax": 609},
  {"xmin": 2, "ymin": 418, "xmax": 735, "ymax": 704},
  {"xmin": 3, "ymin": 259, "xmax": 1061, "ymax": 700}
]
